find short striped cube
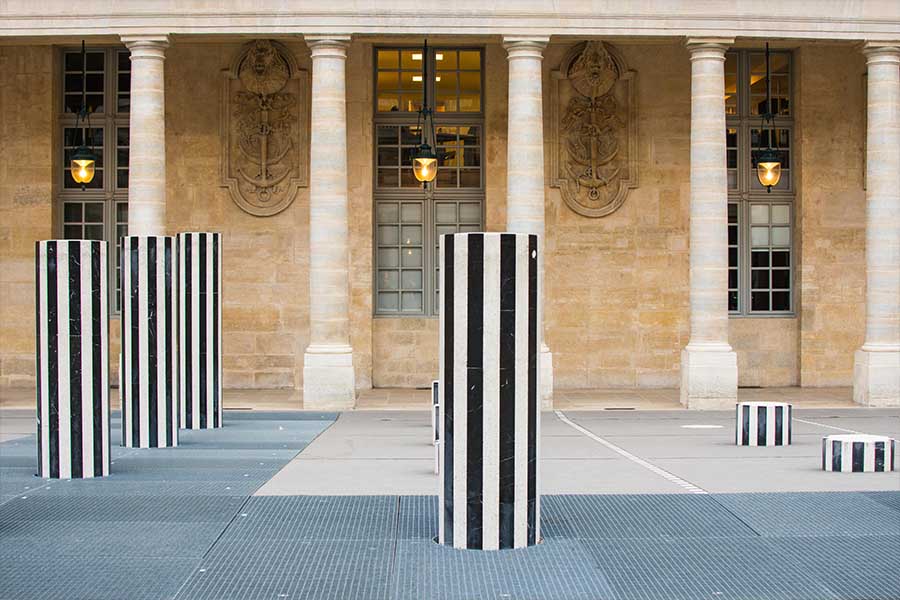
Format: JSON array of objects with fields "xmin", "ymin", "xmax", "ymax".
[
  {"xmin": 177, "ymin": 232, "xmax": 223, "ymax": 430},
  {"xmin": 736, "ymin": 401, "xmax": 792, "ymax": 446},
  {"xmin": 120, "ymin": 236, "xmax": 178, "ymax": 448},
  {"xmin": 439, "ymin": 233, "xmax": 541, "ymax": 551},
  {"xmin": 822, "ymin": 434, "xmax": 896, "ymax": 472},
  {"xmin": 35, "ymin": 240, "xmax": 110, "ymax": 478}
]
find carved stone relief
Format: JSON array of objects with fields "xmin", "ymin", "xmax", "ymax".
[
  {"xmin": 550, "ymin": 41, "xmax": 637, "ymax": 218},
  {"xmin": 221, "ymin": 40, "xmax": 308, "ymax": 216}
]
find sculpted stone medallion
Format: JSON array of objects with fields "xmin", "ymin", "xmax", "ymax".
[
  {"xmin": 550, "ymin": 41, "xmax": 637, "ymax": 218},
  {"xmin": 221, "ymin": 40, "xmax": 308, "ymax": 216}
]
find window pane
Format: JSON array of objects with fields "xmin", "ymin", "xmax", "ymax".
[
  {"xmin": 378, "ymin": 225, "xmax": 399, "ymax": 245},
  {"xmin": 378, "ymin": 248, "xmax": 399, "ymax": 268},
  {"xmin": 401, "ymin": 203, "xmax": 422, "ymax": 223},
  {"xmin": 772, "ymin": 226, "xmax": 790, "ymax": 246},
  {"xmin": 724, "ymin": 53, "xmax": 738, "ymax": 115},
  {"xmin": 401, "ymin": 270, "xmax": 423, "ymax": 289},
  {"xmin": 772, "ymin": 291, "xmax": 790, "ymax": 311},
  {"xmin": 401, "ymin": 291, "xmax": 423, "ymax": 311},
  {"xmin": 435, "ymin": 203, "xmax": 457, "ymax": 223},
  {"xmin": 751, "ymin": 227, "xmax": 769, "ymax": 247},
  {"xmin": 378, "ymin": 292, "xmax": 399, "ymax": 311},
  {"xmin": 377, "ymin": 202, "xmax": 399, "ymax": 222},
  {"xmin": 750, "ymin": 204, "xmax": 768, "ymax": 224},
  {"xmin": 772, "ymin": 269, "xmax": 790, "ymax": 289},
  {"xmin": 772, "ymin": 204, "xmax": 790, "ymax": 224},
  {"xmin": 751, "ymin": 270, "xmax": 770, "ymax": 289},
  {"xmin": 402, "ymin": 248, "xmax": 423, "ymax": 268},
  {"xmin": 751, "ymin": 292, "xmax": 770, "ymax": 311}
]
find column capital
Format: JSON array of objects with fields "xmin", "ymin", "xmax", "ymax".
[
  {"xmin": 503, "ymin": 36, "xmax": 550, "ymax": 59},
  {"xmin": 685, "ymin": 37, "xmax": 733, "ymax": 61},
  {"xmin": 862, "ymin": 41, "xmax": 900, "ymax": 65},
  {"xmin": 121, "ymin": 34, "xmax": 169, "ymax": 59},
  {"xmin": 305, "ymin": 35, "xmax": 351, "ymax": 59}
]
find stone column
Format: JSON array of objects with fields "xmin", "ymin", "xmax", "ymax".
[
  {"xmin": 504, "ymin": 36, "xmax": 554, "ymax": 408},
  {"xmin": 302, "ymin": 36, "xmax": 356, "ymax": 409},
  {"xmin": 121, "ymin": 35, "xmax": 168, "ymax": 236},
  {"xmin": 854, "ymin": 43, "xmax": 900, "ymax": 407},
  {"xmin": 681, "ymin": 38, "xmax": 738, "ymax": 409}
]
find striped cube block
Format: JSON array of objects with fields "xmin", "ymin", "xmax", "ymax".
[
  {"xmin": 35, "ymin": 240, "xmax": 109, "ymax": 478},
  {"xmin": 438, "ymin": 233, "xmax": 541, "ymax": 550},
  {"xmin": 177, "ymin": 232, "xmax": 223, "ymax": 430},
  {"xmin": 736, "ymin": 401, "xmax": 792, "ymax": 446},
  {"xmin": 120, "ymin": 236, "xmax": 178, "ymax": 448},
  {"xmin": 822, "ymin": 434, "xmax": 896, "ymax": 472}
]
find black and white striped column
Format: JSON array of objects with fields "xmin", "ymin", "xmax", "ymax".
[
  {"xmin": 822, "ymin": 435, "xmax": 896, "ymax": 472},
  {"xmin": 438, "ymin": 232, "xmax": 541, "ymax": 550},
  {"xmin": 35, "ymin": 240, "xmax": 109, "ymax": 478},
  {"xmin": 736, "ymin": 401, "xmax": 792, "ymax": 446},
  {"xmin": 177, "ymin": 232, "xmax": 223, "ymax": 430},
  {"xmin": 120, "ymin": 236, "xmax": 178, "ymax": 448}
]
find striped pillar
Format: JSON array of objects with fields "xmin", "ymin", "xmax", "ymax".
[
  {"xmin": 120, "ymin": 235, "xmax": 178, "ymax": 448},
  {"xmin": 35, "ymin": 240, "xmax": 109, "ymax": 478},
  {"xmin": 822, "ymin": 435, "xmax": 896, "ymax": 472},
  {"xmin": 177, "ymin": 232, "xmax": 223, "ymax": 429},
  {"xmin": 438, "ymin": 232, "xmax": 541, "ymax": 550},
  {"xmin": 735, "ymin": 401, "xmax": 792, "ymax": 446}
]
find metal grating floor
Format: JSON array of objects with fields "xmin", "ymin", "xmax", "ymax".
[{"xmin": 1, "ymin": 412, "xmax": 898, "ymax": 600}]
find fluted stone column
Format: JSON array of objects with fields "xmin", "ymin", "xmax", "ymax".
[
  {"xmin": 121, "ymin": 35, "xmax": 168, "ymax": 236},
  {"xmin": 681, "ymin": 38, "xmax": 738, "ymax": 409},
  {"xmin": 854, "ymin": 43, "xmax": 900, "ymax": 407},
  {"xmin": 504, "ymin": 37, "xmax": 553, "ymax": 408},
  {"xmin": 302, "ymin": 36, "xmax": 355, "ymax": 409}
]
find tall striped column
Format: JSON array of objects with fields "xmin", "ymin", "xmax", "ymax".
[
  {"xmin": 120, "ymin": 235, "xmax": 178, "ymax": 448},
  {"xmin": 177, "ymin": 232, "xmax": 223, "ymax": 429},
  {"xmin": 438, "ymin": 232, "xmax": 541, "ymax": 550},
  {"xmin": 35, "ymin": 240, "xmax": 109, "ymax": 478}
]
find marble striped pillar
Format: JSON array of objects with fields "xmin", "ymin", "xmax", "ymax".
[
  {"xmin": 822, "ymin": 435, "xmax": 895, "ymax": 472},
  {"xmin": 120, "ymin": 235, "xmax": 178, "ymax": 448},
  {"xmin": 177, "ymin": 232, "xmax": 223, "ymax": 429},
  {"xmin": 438, "ymin": 233, "xmax": 541, "ymax": 550},
  {"xmin": 854, "ymin": 43, "xmax": 900, "ymax": 407},
  {"xmin": 35, "ymin": 240, "xmax": 109, "ymax": 478}
]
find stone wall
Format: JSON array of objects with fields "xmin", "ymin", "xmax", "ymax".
[
  {"xmin": 0, "ymin": 46, "xmax": 55, "ymax": 387},
  {"xmin": 796, "ymin": 44, "xmax": 867, "ymax": 387}
]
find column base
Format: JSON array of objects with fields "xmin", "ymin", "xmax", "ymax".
[
  {"xmin": 853, "ymin": 347, "xmax": 900, "ymax": 407},
  {"xmin": 680, "ymin": 344, "xmax": 738, "ymax": 409},
  {"xmin": 540, "ymin": 345, "xmax": 554, "ymax": 409},
  {"xmin": 303, "ymin": 345, "xmax": 356, "ymax": 410}
]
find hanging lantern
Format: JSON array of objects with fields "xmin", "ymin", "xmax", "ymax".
[
  {"xmin": 412, "ymin": 143, "xmax": 438, "ymax": 183},
  {"xmin": 756, "ymin": 147, "xmax": 781, "ymax": 189},
  {"xmin": 70, "ymin": 145, "xmax": 97, "ymax": 186},
  {"xmin": 755, "ymin": 43, "xmax": 782, "ymax": 192}
]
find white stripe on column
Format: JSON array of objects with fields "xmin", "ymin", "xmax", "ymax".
[
  {"xmin": 38, "ymin": 243, "xmax": 50, "ymax": 477},
  {"xmin": 101, "ymin": 241, "xmax": 109, "ymax": 475},
  {"xmin": 80, "ymin": 242, "xmax": 93, "ymax": 477},
  {"xmin": 191, "ymin": 234, "xmax": 200, "ymax": 425},
  {"xmin": 56, "ymin": 242, "xmax": 71, "ymax": 479},
  {"xmin": 123, "ymin": 240, "xmax": 131, "ymax": 448},
  {"xmin": 748, "ymin": 407, "xmax": 758, "ymax": 447},
  {"xmin": 156, "ymin": 239, "xmax": 166, "ymax": 444},
  {"xmin": 765, "ymin": 405, "xmax": 776, "ymax": 446},
  {"xmin": 138, "ymin": 238, "xmax": 150, "ymax": 447},
  {"xmin": 178, "ymin": 236, "xmax": 186, "ymax": 428},
  {"xmin": 206, "ymin": 235, "xmax": 214, "ymax": 426},
  {"xmin": 534, "ymin": 235, "xmax": 542, "ymax": 544},
  {"xmin": 481, "ymin": 235, "xmax": 501, "ymax": 550},
  {"xmin": 452, "ymin": 236, "xmax": 469, "ymax": 548},
  {"xmin": 437, "ymin": 236, "xmax": 446, "ymax": 545},
  {"xmin": 217, "ymin": 236, "xmax": 223, "ymax": 424},
  {"xmin": 513, "ymin": 233, "xmax": 529, "ymax": 548}
]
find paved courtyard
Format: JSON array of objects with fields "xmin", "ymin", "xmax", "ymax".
[{"xmin": 0, "ymin": 404, "xmax": 898, "ymax": 599}]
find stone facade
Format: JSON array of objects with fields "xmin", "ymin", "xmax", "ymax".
[{"xmin": 0, "ymin": 37, "xmax": 885, "ymax": 399}]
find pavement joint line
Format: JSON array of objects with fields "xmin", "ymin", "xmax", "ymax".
[
  {"xmin": 554, "ymin": 410, "xmax": 709, "ymax": 495},
  {"xmin": 794, "ymin": 418, "xmax": 864, "ymax": 434}
]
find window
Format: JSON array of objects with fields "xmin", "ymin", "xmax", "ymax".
[
  {"xmin": 59, "ymin": 47, "xmax": 130, "ymax": 312},
  {"xmin": 725, "ymin": 50, "xmax": 794, "ymax": 315},
  {"xmin": 374, "ymin": 48, "xmax": 484, "ymax": 316}
]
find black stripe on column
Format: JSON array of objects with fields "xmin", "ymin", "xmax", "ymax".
[
  {"xmin": 91, "ymin": 242, "xmax": 103, "ymax": 475},
  {"xmin": 852, "ymin": 441, "xmax": 865, "ymax": 472},
  {"xmin": 527, "ymin": 234, "xmax": 537, "ymax": 546},
  {"xmin": 832, "ymin": 440, "xmax": 842, "ymax": 472},
  {"xmin": 466, "ymin": 233, "xmax": 484, "ymax": 550},
  {"xmin": 47, "ymin": 241, "xmax": 59, "ymax": 478},
  {"xmin": 442, "ymin": 234, "xmax": 454, "ymax": 547},
  {"xmin": 498, "ymin": 233, "xmax": 516, "ymax": 550},
  {"xmin": 892, "ymin": 441, "xmax": 896, "ymax": 472},
  {"xmin": 35, "ymin": 242, "xmax": 42, "ymax": 476},
  {"xmin": 734, "ymin": 405, "xmax": 739, "ymax": 445},
  {"xmin": 129, "ymin": 237, "xmax": 141, "ymax": 447},
  {"xmin": 756, "ymin": 406, "xmax": 767, "ymax": 446},
  {"xmin": 741, "ymin": 405, "xmax": 750, "ymax": 446},
  {"xmin": 787, "ymin": 405, "xmax": 792, "ymax": 444},
  {"xmin": 68, "ymin": 241, "xmax": 83, "ymax": 478},
  {"xmin": 120, "ymin": 240, "xmax": 126, "ymax": 446},
  {"xmin": 184, "ymin": 238, "xmax": 192, "ymax": 427},
  {"xmin": 874, "ymin": 442, "xmax": 885, "ymax": 472},
  {"xmin": 199, "ymin": 234, "xmax": 208, "ymax": 427},
  {"xmin": 774, "ymin": 405, "xmax": 783, "ymax": 446},
  {"xmin": 212, "ymin": 234, "xmax": 220, "ymax": 428},
  {"xmin": 165, "ymin": 238, "xmax": 173, "ymax": 446},
  {"xmin": 821, "ymin": 438, "xmax": 826, "ymax": 471},
  {"xmin": 147, "ymin": 238, "xmax": 158, "ymax": 448}
]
